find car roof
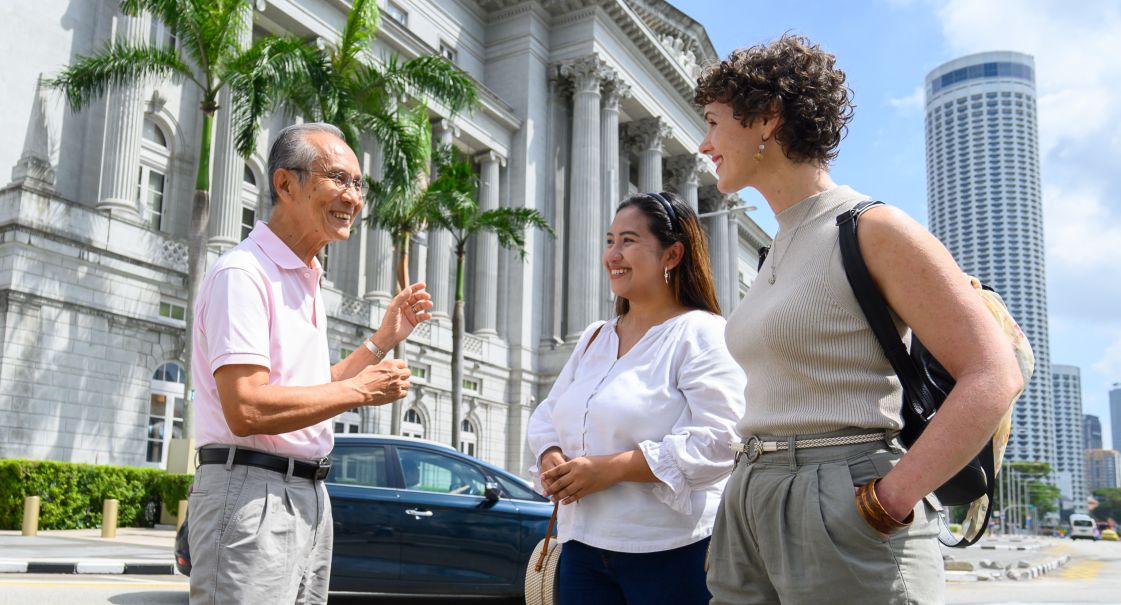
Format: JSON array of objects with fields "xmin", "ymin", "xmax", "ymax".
[{"xmin": 336, "ymin": 433, "xmax": 458, "ymax": 451}]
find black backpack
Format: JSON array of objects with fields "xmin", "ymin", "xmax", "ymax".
[{"xmin": 836, "ymin": 200, "xmax": 1033, "ymax": 547}]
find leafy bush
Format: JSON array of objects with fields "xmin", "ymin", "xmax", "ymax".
[
  {"xmin": 0, "ymin": 459, "xmax": 185, "ymax": 530},
  {"xmin": 156, "ymin": 473, "xmax": 194, "ymax": 517}
]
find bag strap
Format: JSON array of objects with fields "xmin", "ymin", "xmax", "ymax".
[
  {"xmin": 835, "ymin": 201, "xmax": 937, "ymax": 421},
  {"xmin": 837, "ymin": 200, "xmax": 995, "ymax": 547},
  {"xmin": 534, "ymin": 502, "xmax": 560, "ymax": 572},
  {"xmin": 531, "ymin": 321, "xmax": 604, "ymax": 569}
]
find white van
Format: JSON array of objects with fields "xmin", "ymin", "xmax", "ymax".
[{"xmin": 1070, "ymin": 513, "xmax": 1098, "ymax": 540}]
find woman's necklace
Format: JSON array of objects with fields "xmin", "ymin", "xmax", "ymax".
[{"xmin": 768, "ymin": 194, "xmax": 821, "ymax": 285}]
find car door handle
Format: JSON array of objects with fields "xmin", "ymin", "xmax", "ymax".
[{"xmin": 405, "ymin": 509, "xmax": 433, "ymax": 518}]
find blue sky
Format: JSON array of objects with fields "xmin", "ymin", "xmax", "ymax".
[{"xmin": 673, "ymin": 0, "xmax": 1121, "ymax": 448}]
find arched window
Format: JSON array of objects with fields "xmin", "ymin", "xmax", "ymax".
[
  {"xmin": 147, "ymin": 362, "xmax": 185, "ymax": 466},
  {"xmin": 138, "ymin": 118, "xmax": 171, "ymax": 231},
  {"xmin": 459, "ymin": 419, "xmax": 478, "ymax": 457},
  {"xmin": 402, "ymin": 408, "xmax": 425, "ymax": 439}
]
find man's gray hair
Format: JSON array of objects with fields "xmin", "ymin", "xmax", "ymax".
[{"xmin": 266, "ymin": 122, "xmax": 346, "ymax": 205}]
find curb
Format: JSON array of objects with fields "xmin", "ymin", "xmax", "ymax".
[
  {"xmin": 979, "ymin": 543, "xmax": 1042, "ymax": 551},
  {"xmin": 0, "ymin": 559, "xmax": 177, "ymax": 575},
  {"xmin": 1005, "ymin": 555, "xmax": 1071, "ymax": 581}
]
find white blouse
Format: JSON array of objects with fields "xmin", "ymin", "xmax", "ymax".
[{"xmin": 526, "ymin": 310, "xmax": 746, "ymax": 553}]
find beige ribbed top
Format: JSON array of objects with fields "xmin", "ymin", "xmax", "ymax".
[{"xmin": 726, "ymin": 186, "xmax": 908, "ymax": 437}]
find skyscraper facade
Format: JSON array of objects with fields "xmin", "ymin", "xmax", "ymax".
[
  {"xmin": 1110, "ymin": 383, "xmax": 1121, "ymax": 450},
  {"xmin": 1084, "ymin": 414, "xmax": 1103, "ymax": 450},
  {"xmin": 1051, "ymin": 365, "xmax": 1086, "ymax": 512},
  {"xmin": 924, "ymin": 52, "xmax": 1053, "ymax": 466},
  {"xmin": 1085, "ymin": 449, "xmax": 1121, "ymax": 492}
]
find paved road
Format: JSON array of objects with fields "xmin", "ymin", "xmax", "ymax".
[{"xmin": 947, "ymin": 537, "xmax": 1121, "ymax": 604}]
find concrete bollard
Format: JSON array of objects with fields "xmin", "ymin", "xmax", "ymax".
[
  {"xmin": 101, "ymin": 499, "xmax": 119, "ymax": 539},
  {"xmin": 177, "ymin": 500, "xmax": 188, "ymax": 531},
  {"xmin": 21, "ymin": 496, "xmax": 40, "ymax": 536}
]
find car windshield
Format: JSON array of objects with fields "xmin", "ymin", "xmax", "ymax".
[{"xmin": 1072, "ymin": 520, "xmax": 1093, "ymax": 527}]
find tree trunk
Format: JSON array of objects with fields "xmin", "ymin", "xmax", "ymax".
[
  {"xmin": 451, "ymin": 249, "xmax": 466, "ymax": 450},
  {"xmin": 181, "ymin": 110, "xmax": 215, "ymax": 441},
  {"xmin": 390, "ymin": 232, "xmax": 411, "ymax": 436}
]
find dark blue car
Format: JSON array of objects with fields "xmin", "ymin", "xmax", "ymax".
[{"xmin": 176, "ymin": 435, "xmax": 553, "ymax": 598}]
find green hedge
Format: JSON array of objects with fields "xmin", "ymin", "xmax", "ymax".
[{"xmin": 0, "ymin": 459, "xmax": 193, "ymax": 530}]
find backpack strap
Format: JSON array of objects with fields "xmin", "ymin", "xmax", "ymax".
[
  {"xmin": 835, "ymin": 201, "xmax": 937, "ymax": 422},
  {"xmin": 936, "ymin": 441, "xmax": 996, "ymax": 548}
]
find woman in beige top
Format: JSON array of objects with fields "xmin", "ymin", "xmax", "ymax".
[{"xmin": 695, "ymin": 35, "xmax": 1024, "ymax": 604}]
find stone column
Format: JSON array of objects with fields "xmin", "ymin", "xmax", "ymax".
[
  {"xmin": 600, "ymin": 77, "xmax": 629, "ymax": 318},
  {"xmin": 96, "ymin": 11, "xmax": 148, "ymax": 222},
  {"xmin": 627, "ymin": 117, "xmax": 671, "ymax": 193},
  {"xmin": 425, "ymin": 119, "xmax": 457, "ymax": 319},
  {"xmin": 666, "ymin": 155, "xmax": 704, "ymax": 212},
  {"xmin": 364, "ymin": 140, "xmax": 394, "ymax": 301},
  {"xmin": 208, "ymin": 3, "xmax": 252, "ymax": 252},
  {"xmin": 558, "ymin": 55, "xmax": 612, "ymax": 340},
  {"xmin": 473, "ymin": 151, "xmax": 504, "ymax": 337},
  {"xmin": 728, "ymin": 211, "xmax": 741, "ymax": 308},
  {"xmin": 700, "ymin": 185, "xmax": 732, "ymax": 316}
]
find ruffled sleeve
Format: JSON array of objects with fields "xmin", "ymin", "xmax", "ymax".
[{"xmin": 638, "ymin": 314, "xmax": 746, "ymax": 514}]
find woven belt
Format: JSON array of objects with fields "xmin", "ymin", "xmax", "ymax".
[
  {"xmin": 198, "ymin": 447, "xmax": 331, "ymax": 481},
  {"xmin": 730, "ymin": 432, "xmax": 886, "ymax": 464}
]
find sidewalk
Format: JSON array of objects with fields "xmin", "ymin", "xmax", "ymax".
[{"xmin": 0, "ymin": 526, "xmax": 177, "ymax": 575}]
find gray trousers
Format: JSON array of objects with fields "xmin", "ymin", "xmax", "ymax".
[
  {"xmin": 188, "ymin": 452, "xmax": 333, "ymax": 604},
  {"xmin": 706, "ymin": 430, "xmax": 944, "ymax": 605}
]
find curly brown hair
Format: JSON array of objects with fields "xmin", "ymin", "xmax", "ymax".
[{"xmin": 693, "ymin": 34, "xmax": 855, "ymax": 165}]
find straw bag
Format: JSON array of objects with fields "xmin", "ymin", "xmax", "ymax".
[{"xmin": 524, "ymin": 502, "xmax": 560, "ymax": 605}]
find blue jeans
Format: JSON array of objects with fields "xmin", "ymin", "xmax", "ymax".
[{"xmin": 557, "ymin": 538, "xmax": 711, "ymax": 605}]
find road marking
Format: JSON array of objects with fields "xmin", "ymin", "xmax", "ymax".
[
  {"xmin": 0, "ymin": 579, "xmax": 186, "ymax": 589},
  {"xmin": 1056, "ymin": 559, "xmax": 1104, "ymax": 580}
]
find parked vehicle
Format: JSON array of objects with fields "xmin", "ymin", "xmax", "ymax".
[
  {"xmin": 1100, "ymin": 528, "xmax": 1119, "ymax": 541},
  {"xmin": 1069, "ymin": 513, "xmax": 1098, "ymax": 540},
  {"xmin": 175, "ymin": 435, "xmax": 553, "ymax": 598}
]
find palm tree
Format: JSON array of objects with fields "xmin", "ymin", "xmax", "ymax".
[
  {"xmin": 424, "ymin": 147, "xmax": 554, "ymax": 449},
  {"xmin": 49, "ymin": 0, "xmax": 314, "ymax": 438}
]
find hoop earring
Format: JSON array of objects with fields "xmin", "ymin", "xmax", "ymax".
[
  {"xmin": 753, "ymin": 142, "xmax": 765, "ymax": 162},
  {"xmin": 664, "ymin": 267, "xmax": 670, "ymax": 284}
]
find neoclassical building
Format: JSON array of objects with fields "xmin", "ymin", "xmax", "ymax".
[{"xmin": 0, "ymin": 0, "xmax": 769, "ymax": 476}]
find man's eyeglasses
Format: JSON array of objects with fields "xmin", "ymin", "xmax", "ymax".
[{"xmin": 289, "ymin": 168, "xmax": 365, "ymax": 196}]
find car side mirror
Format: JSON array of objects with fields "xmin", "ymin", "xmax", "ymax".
[{"xmin": 484, "ymin": 482, "xmax": 501, "ymax": 503}]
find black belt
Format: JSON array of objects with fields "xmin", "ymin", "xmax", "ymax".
[{"xmin": 198, "ymin": 447, "xmax": 331, "ymax": 481}]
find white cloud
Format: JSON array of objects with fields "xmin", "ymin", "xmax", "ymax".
[
  {"xmin": 888, "ymin": 86, "xmax": 924, "ymax": 112},
  {"xmin": 1042, "ymin": 183, "xmax": 1121, "ymax": 268}
]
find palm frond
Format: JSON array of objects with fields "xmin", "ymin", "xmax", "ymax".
[
  {"xmin": 360, "ymin": 54, "xmax": 479, "ymax": 116},
  {"xmin": 357, "ymin": 106, "xmax": 432, "ymax": 194},
  {"xmin": 226, "ymin": 36, "xmax": 323, "ymax": 156},
  {"xmin": 477, "ymin": 207, "xmax": 556, "ymax": 258},
  {"xmin": 47, "ymin": 43, "xmax": 195, "ymax": 111},
  {"xmin": 335, "ymin": 0, "xmax": 380, "ymax": 78}
]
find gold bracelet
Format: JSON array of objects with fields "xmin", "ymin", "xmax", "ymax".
[
  {"xmin": 364, "ymin": 338, "xmax": 387, "ymax": 362},
  {"xmin": 855, "ymin": 478, "xmax": 913, "ymax": 536}
]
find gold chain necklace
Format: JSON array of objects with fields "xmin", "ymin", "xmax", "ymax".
[{"xmin": 768, "ymin": 195, "xmax": 821, "ymax": 285}]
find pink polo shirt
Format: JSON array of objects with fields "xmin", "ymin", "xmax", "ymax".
[{"xmin": 191, "ymin": 221, "xmax": 334, "ymax": 459}]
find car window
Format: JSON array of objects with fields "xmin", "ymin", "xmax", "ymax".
[
  {"xmin": 398, "ymin": 448, "xmax": 487, "ymax": 496},
  {"xmin": 1072, "ymin": 520, "xmax": 1093, "ymax": 527},
  {"xmin": 494, "ymin": 474, "xmax": 545, "ymax": 501},
  {"xmin": 327, "ymin": 445, "xmax": 390, "ymax": 488}
]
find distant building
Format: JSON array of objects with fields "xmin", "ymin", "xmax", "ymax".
[
  {"xmin": 1111, "ymin": 383, "xmax": 1121, "ymax": 450},
  {"xmin": 1052, "ymin": 365, "xmax": 1086, "ymax": 512},
  {"xmin": 1085, "ymin": 449, "xmax": 1121, "ymax": 493},
  {"xmin": 924, "ymin": 52, "xmax": 1053, "ymax": 467},
  {"xmin": 1084, "ymin": 414, "xmax": 1103, "ymax": 450}
]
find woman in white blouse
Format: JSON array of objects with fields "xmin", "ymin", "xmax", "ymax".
[{"xmin": 526, "ymin": 191, "xmax": 746, "ymax": 605}]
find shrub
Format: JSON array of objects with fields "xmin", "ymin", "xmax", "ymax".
[{"xmin": 0, "ymin": 459, "xmax": 183, "ymax": 530}]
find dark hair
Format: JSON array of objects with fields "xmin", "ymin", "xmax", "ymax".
[
  {"xmin": 613, "ymin": 192, "xmax": 721, "ymax": 317},
  {"xmin": 693, "ymin": 34, "xmax": 855, "ymax": 165}
]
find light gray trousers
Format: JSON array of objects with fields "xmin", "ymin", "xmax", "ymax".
[
  {"xmin": 188, "ymin": 455, "xmax": 333, "ymax": 604},
  {"xmin": 706, "ymin": 430, "xmax": 944, "ymax": 605}
]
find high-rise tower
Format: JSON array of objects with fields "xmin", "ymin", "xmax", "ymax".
[
  {"xmin": 924, "ymin": 52, "xmax": 1053, "ymax": 466},
  {"xmin": 1110, "ymin": 383, "xmax": 1121, "ymax": 450},
  {"xmin": 1051, "ymin": 365, "xmax": 1086, "ymax": 512}
]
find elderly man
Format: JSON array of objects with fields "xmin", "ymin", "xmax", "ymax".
[{"xmin": 187, "ymin": 122, "xmax": 430, "ymax": 604}]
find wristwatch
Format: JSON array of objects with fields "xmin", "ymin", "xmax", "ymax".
[{"xmin": 364, "ymin": 338, "xmax": 388, "ymax": 362}]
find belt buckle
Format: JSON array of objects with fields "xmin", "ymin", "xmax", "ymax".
[
  {"xmin": 743, "ymin": 436, "xmax": 763, "ymax": 463},
  {"xmin": 314, "ymin": 458, "xmax": 332, "ymax": 481}
]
